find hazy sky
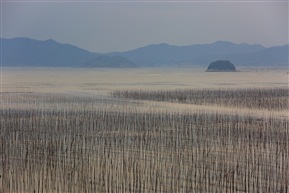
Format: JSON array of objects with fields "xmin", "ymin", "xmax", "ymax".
[{"xmin": 1, "ymin": 1, "xmax": 288, "ymax": 53}]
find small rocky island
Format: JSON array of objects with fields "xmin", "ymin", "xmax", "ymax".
[{"xmin": 206, "ymin": 60, "xmax": 236, "ymax": 72}]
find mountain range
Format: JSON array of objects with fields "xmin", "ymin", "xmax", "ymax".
[
  {"xmin": 0, "ymin": 37, "xmax": 136, "ymax": 68},
  {"xmin": 1, "ymin": 37, "xmax": 288, "ymax": 67}
]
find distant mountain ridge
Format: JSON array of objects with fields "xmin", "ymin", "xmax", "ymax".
[
  {"xmin": 109, "ymin": 41, "xmax": 266, "ymax": 66},
  {"xmin": 82, "ymin": 55, "xmax": 137, "ymax": 68},
  {"xmin": 110, "ymin": 41, "xmax": 288, "ymax": 67},
  {"xmin": 1, "ymin": 37, "xmax": 288, "ymax": 67},
  {"xmin": 1, "ymin": 37, "xmax": 136, "ymax": 68},
  {"xmin": 1, "ymin": 37, "xmax": 98, "ymax": 67}
]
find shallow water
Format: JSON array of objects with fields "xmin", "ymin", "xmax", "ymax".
[{"xmin": 2, "ymin": 67, "xmax": 288, "ymax": 96}]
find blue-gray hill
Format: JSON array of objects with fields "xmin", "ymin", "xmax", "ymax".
[
  {"xmin": 1, "ymin": 37, "xmax": 288, "ymax": 67},
  {"xmin": 109, "ymin": 41, "xmax": 288, "ymax": 67},
  {"xmin": 0, "ymin": 37, "xmax": 135, "ymax": 67},
  {"xmin": 109, "ymin": 41, "xmax": 268, "ymax": 66}
]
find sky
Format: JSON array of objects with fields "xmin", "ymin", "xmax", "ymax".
[{"xmin": 1, "ymin": 1, "xmax": 288, "ymax": 53}]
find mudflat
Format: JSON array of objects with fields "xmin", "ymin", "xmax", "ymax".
[{"xmin": 1, "ymin": 67, "xmax": 289, "ymax": 192}]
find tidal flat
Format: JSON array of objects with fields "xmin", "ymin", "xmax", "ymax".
[{"xmin": 0, "ymin": 67, "xmax": 288, "ymax": 192}]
